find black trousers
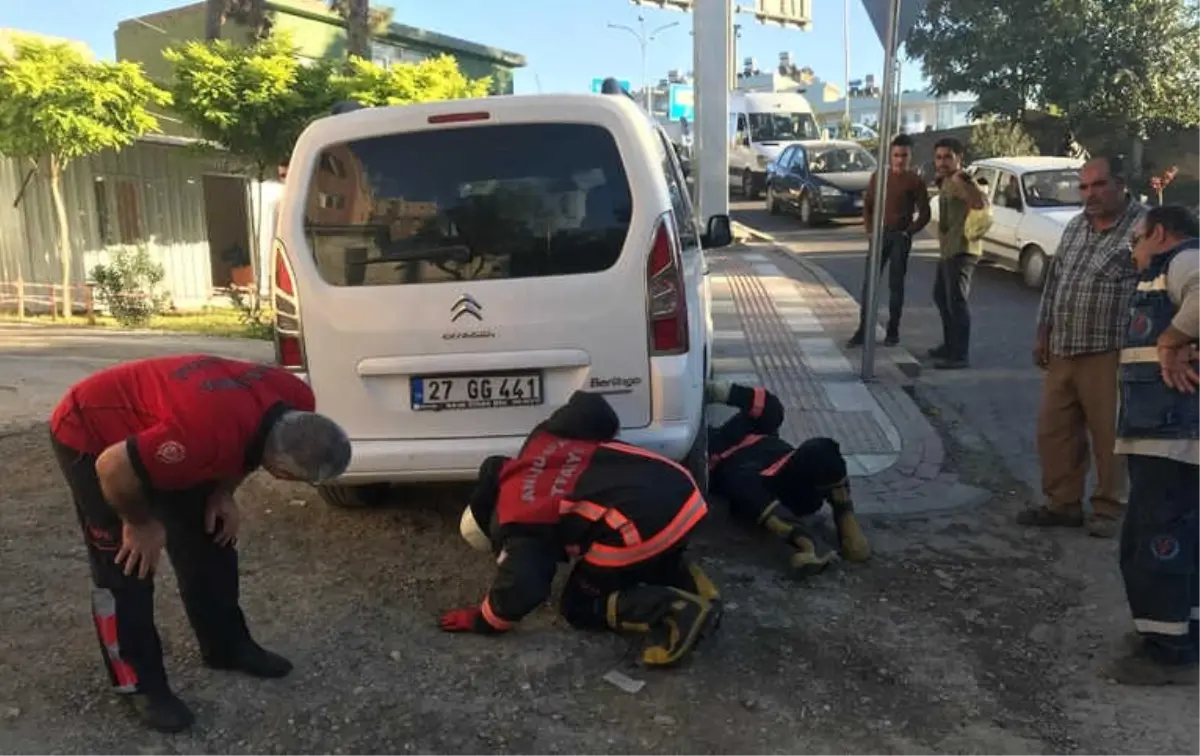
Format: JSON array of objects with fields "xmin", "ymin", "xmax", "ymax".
[
  {"xmin": 1121, "ymin": 454, "xmax": 1199, "ymax": 663},
  {"xmin": 932, "ymin": 253, "xmax": 977, "ymax": 360},
  {"xmin": 51, "ymin": 436, "xmax": 251, "ymax": 695},
  {"xmin": 558, "ymin": 547, "xmax": 708, "ymax": 630},
  {"xmin": 856, "ymin": 231, "xmax": 913, "ymax": 336}
]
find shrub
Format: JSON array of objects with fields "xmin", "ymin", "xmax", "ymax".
[
  {"xmin": 227, "ymin": 287, "xmax": 274, "ymax": 340},
  {"xmin": 89, "ymin": 245, "xmax": 168, "ymax": 327},
  {"xmin": 967, "ymin": 119, "xmax": 1040, "ymax": 162}
]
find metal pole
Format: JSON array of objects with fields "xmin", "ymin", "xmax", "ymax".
[
  {"xmin": 860, "ymin": 0, "xmax": 903, "ymax": 380},
  {"xmin": 642, "ymin": 36, "xmax": 651, "ymax": 111},
  {"xmin": 843, "ymin": 0, "xmax": 851, "ymax": 127}
]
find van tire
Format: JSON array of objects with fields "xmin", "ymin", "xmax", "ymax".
[
  {"xmin": 684, "ymin": 405, "xmax": 710, "ymax": 496},
  {"xmin": 1020, "ymin": 244, "xmax": 1048, "ymax": 290},
  {"xmin": 318, "ymin": 483, "xmax": 391, "ymax": 508}
]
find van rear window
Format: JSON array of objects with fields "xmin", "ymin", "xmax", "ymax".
[{"xmin": 302, "ymin": 123, "xmax": 633, "ymax": 286}]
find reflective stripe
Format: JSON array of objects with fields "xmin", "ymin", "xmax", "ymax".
[
  {"xmin": 584, "ymin": 490, "xmax": 708, "ymax": 568},
  {"xmin": 561, "ymin": 500, "xmax": 643, "ymax": 547},
  {"xmin": 750, "ymin": 387, "xmax": 767, "ymax": 419},
  {"xmin": 603, "ymin": 441, "xmax": 694, "ymax": 479},
  {"xmin": 760, "ymin": 450, "xmax": 794, "ymax": 477},
  {"xmin": 480, "ymin": 596, "xmax": 513, "ymax": 631},
  {"xmin": 708, "ymin": 433, "xmax": 764, "ymax": 468},
  {"xmin": 1136, "ymin": 273, "xmax": 1169, "ymax": 292},
  {"xmin": 755, "ymin": 499, "xmax": 781, "ymax": 525},
  {"xmin": 1120, "ymin": 345, "xmax": 1159, "ymax": 364},
  {"xmin": 1134, "ymin": 617, "xmax": 1189, "ymax": 636}
]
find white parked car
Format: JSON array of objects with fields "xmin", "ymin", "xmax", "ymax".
[
  {"xmin": 273, "ymin": 92, "xmax": 731, "ymax": 508},
  {"xmin": 932, "ymin": 156, "xmax": 1085, "ymax": 289}
]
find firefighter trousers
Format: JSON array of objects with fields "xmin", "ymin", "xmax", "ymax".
[
  {"xmin": 558, "ymin": 547, "xmax": 721, "ymax": 665},
  {"xmin": 1121, "ymin": 454, "xmax": 1199, "ymax": 664},
  {"xmin": 52, "ymin": 436, "xmax": 253, "ymax": 695}
]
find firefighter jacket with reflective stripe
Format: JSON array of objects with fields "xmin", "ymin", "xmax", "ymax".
[
  {"xmin": 1118, "ymin": 240, "xmax": 1200, "ymax": 442},
  {"xmin": 473, "ymin": 391, "xmax": 707, "ymax": 632}
]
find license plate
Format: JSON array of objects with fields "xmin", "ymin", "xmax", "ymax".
[{"xmin": 411, "ymin": 372, "xmax": 544, "ymax": 411}]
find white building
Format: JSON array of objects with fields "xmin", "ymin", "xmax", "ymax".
[{"xmin": 805, "ymin": 75, "xmax": 978, "ymax": 134}]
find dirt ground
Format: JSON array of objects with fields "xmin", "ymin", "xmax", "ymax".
[{"xmin": 0, "ymin": 326, "xmax": 1196, "ymax": 754}]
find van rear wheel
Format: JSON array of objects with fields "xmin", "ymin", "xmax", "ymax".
[
  {"xmin": 318, "ymin": 482, "xmax": 391, "ymax": 508},
  {"xmin": 683, "ymin": 406, "xmax": 710, "ymax": 496}
]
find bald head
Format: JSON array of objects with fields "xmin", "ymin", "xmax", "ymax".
[{"xmin": 261, "ymin": 411, "xmax": 351, "ymax": 483}]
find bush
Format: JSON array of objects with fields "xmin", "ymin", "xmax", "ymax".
[
  {"xmin": 227, "ymin": 287, "xmax": 274, "ymax": 340},
  {"xmin": 89, "ymin": 245, "xmax": 169, "ymax": 327},
  {"xmin": 967, "ymin": 119, "xmax": 1040, "ymax": 162}
]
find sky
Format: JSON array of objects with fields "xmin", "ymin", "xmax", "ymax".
[{"xmin": 0, "ymin": 0, "xmax": 927, "ymax": 96}]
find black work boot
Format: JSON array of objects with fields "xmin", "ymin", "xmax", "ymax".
[
  {"xmin": 884, "ymin": 323, "xmax": 900, "ymax": 347},
  {"xmin": 204, "ymin": 640, "xmax": 293, "ymax": 679},
  {"xmin": 127, "ymin": 689, "xmax": 195, "ymax": 733},
  {"xmin": 846, "ymin": 330, "xmax": 864, "ymax": 348},
  {"xmin": 933, "ymin": 356, "xmax": 969, "ymax": 370}
]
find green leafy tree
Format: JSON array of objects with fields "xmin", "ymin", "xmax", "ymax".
[
  {"xmin": 335, "ymin": 54, "xmax": 492, "ymax": 106},
  {"xmin": 967, "ymin": 119, "xmax": 1041, "ymax": 162},
  {"xmin": 0, "ymin": 40, "xmax": 169, "ymax": 317},
  {"xmin": 908, "ymin": 0, "xmax": 1199, "ymax": 136}
]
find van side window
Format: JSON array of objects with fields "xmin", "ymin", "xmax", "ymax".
[
  {"xmin": 301, "ymin": 123, "xmax": 633, "ymax": 286},
  {"xmin": 655, "ymin": 131, "xmax": 699, "ymax": 250}
]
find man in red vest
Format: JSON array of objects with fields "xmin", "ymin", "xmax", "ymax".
[
  {"xmin": 50, "ymin": 355, "xmax": 351, "ymax": 733},
  {"xmin": 440, "ymin": 391, "xmax": 721, "ymax": 667}
]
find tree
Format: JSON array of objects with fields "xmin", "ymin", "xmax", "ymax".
[
  {"xmin": 0, "ymin": 40, "xmax": 169, "ymax": 317},
  {"xmin": 327, "ymin": 0, "xmax": 395, "ymax": 61},
  {"xmin": 334, "ymin": 54, "xmax": 492, "ymax": 106},
  {"xmin": 908, "ymin": 0, "xmax": 1200, "ymax": 135},
  {"xmin": 204, "ymin": 0, "xmax": 273, "ymax": 42},
  {"xmin": 967, "ymin": 119, "xmax": 1040, "ymax": 162}
]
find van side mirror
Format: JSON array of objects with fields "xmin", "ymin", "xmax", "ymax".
[
  {"xmin": 741, "ymin": 134, "xmax": 751, "ymax": 147},
  {"xmin": 702, "ymin": 214, "xmax": 733, "ymax": 249}
]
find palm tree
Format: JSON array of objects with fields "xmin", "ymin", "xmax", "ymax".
[
  {"xmin": 204, "ymin": 0, "xmax": 272, "ymax": 42},
  {"xmin": 329, "ymin": 0, "xmax": 390, "ymax": 61}
]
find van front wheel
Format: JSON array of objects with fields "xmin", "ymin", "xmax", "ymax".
[
  {"xmin": 318, "ymin": 482, "xmax": 391, "ymax": 508},
  {"xmin": 741, "ymin": 170, "xmax": 760, "ymax": 200}
]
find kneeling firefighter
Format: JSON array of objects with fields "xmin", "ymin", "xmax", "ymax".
[
  {"xmin": 706, "ymin": 381, "xmax": 870, "ymax": 576},
  {"xmin": 440, "ymin": 391, "xmax": 721, "ymax": 667}
]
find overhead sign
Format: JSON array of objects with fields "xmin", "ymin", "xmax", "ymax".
[
  {"xmin": 630, "ymin": 0, "xmax": 812, "ymax": 29},
  {"xmin": 591, "ymin": 78, "xmax": 631, "ymax": 94},
  {"xmin": 861, "ymin": 0, "xmax": 929, "ymax": 47},
  {"xmin": 667, "ymin": 84, "xmax": 694, "ymax": 122}
]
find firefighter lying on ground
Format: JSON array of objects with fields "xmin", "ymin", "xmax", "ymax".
[
  {"xmin": 440, "ymin": 391, "xmax": 721, "ymax": 667},
  {"xmin": 706, "ymin": 381, "xmax": 871, "ymax": 576}
]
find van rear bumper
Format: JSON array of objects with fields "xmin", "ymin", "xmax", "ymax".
[{"xmin": 333, "ymin": 421, "xmax": 700, "ymax": 485}]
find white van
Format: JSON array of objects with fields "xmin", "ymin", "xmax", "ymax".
[
  {"xmin": 728, "ymin": 91, "xmax": 822, "ymax": 199},
  {"xmin": 273, "ymin": 93, "xmax": 731, "ymax": 508}
]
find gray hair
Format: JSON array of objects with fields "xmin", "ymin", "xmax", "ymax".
[{"xmin": 263, "ymin": 411, "xmax": 352, "ymax": 483}]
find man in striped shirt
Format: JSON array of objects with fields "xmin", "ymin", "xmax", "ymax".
[{"xmin": 1018, "ymin": 156, "xmax": 1145, "ymax": 538}]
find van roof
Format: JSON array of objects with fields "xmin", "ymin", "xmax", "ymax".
[{"xmin": 731, "ymin": 90, "xmax": 815, "ymax": 112}]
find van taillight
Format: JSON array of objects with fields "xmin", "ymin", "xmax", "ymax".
[
  {"xmin": 647, "ymin": 214, "xmax": 689, "ymax": 356},
  {"xmin": 272, "ymin": 240, "xmax": 305, "ymax": 371}
]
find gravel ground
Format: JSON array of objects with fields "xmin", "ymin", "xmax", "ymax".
[{"xmin": 1, "ymin": 327, "xmax": 1196, "ymax": 754}]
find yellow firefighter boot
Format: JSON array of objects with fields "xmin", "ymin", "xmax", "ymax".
[
  {"xmin": 606, "ymin": 587, "xmax": 714, "ymax": 667},
  {"xmin": 835, "ymin": 511, "xmax": 871, "ymax": 563},
  {"xmin": 789, "ymin": 536, "xmax": 835, "ymax": 580}
]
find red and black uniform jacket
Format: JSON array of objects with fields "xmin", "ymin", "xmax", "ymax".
[
  {"xmin": 706, "ymin": 384, "xmax": 800, "ymax": 523},
  {"xmin": 470, "ymin": 391, "xmax": 708, "ymax": 633},
  {"xmin": 50, "ymin": 354, "xmax": 315, "ymax": 494}
]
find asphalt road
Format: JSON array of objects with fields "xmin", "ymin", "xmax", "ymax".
[{"xmin": 730, "ymin": 200, "xmax": 1049, "ymax": 498}]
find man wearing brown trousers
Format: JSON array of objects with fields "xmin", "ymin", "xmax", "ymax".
[{"xmin": 1019, "ymin": 156, "xmax": 1144, "ymax": 537}]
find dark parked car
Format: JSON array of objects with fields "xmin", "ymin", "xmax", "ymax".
[{"xmin": 764, "ymin": 140, "xmax": 877, "ymax": 226}]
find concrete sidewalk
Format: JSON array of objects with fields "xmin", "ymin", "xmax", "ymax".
[{"xmin": 707, "ymin": 243, "xmax": 989, "ymax": 517}]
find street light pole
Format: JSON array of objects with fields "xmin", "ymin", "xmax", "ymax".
[
  {"xmin": 843, "ymin": 0, "xmax": 851, "ymax": 128},
  {"xmin": 607, "ymin": 15, "xmax": 680, "ymax": 113}
]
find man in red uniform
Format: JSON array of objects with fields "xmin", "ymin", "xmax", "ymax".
[
  {"xmin": 440, "ymin": 391, "xmax": 721, "ymax": 667},
  {"xmin": 706, "ymin": 381, "xmax": 870, "ymax": 576},
  {"xmin": 49, "ymin": 355, "xmax": 351, "ymax": 733}
]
